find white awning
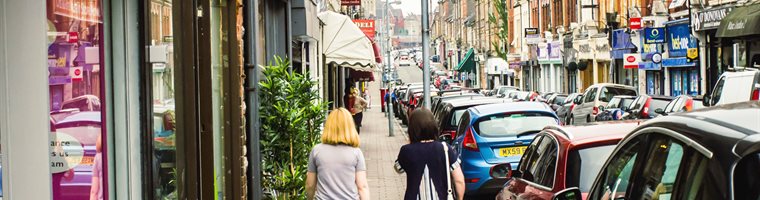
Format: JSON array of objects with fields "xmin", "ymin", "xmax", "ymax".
[
  {"xmin": 485, "ymin": 57, "xmax": 515, "ymax": 75},
  {"xmin": 319, "ymin": 11, "xmax": 377, "ymax": 72}
]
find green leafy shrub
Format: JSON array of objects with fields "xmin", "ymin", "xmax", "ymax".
[{"xmin": 259, "ymin": 56, "xmax": 329, "ymax": 199}]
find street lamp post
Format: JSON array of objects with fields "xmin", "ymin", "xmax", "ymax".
[
  {"xmin": 385, "ymin": 1, "xmax": 401, "ymax": 137},
  {"xmin": 422, "ymin": 0, "xmax": 431, "ymax": 109}
]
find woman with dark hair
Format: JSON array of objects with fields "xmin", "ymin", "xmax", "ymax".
[{"xmin": 395, "ymin": 108, "xmax": 465, "ymax": 200}]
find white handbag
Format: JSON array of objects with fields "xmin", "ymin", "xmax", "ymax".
[{"xmin": 442, "ymin": 142, "xmax": 455, "ymax": 200}]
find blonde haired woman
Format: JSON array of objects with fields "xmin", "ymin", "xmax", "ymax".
[{"xmin": 306, "ymin": 108, "xmax": 370, "ymax": 200}]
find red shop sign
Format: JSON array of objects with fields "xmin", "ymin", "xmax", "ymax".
[
  {"xmin": 341, "ymin": 0, "xmax": 361, "ymax": 6},
  {"xmin": 67, "ymin": 32, "xmax": 79, "ymax": 43},
  {"xmin": 630, "ymin": 17, "xmax": 642, "ymax": 30},
  {"xmin": 353, "ymin": 19, "xmax": 376, "ymax": 39}
]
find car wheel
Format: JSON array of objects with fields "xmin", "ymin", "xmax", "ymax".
[{"xmin": 587, "ymin": 115, "xmax": 592, "ymax": 123}]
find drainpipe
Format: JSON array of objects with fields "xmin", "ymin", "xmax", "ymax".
[{"xmin": 244, "ymin": 0, "xmax": 262, "ymax": 199}]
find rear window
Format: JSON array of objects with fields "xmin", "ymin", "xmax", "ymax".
[
  {"xmin": 474, "ymin": 112, "xmax": 558, "ymax": 137},
  {"xmin": 553, "ymin": 96, "xmax": 568, "ymax": 105},
  {"xmin": 600, "ymin": 87, "xmax": 637, "ymax": 102},
  {"xmin": 566, "ymin": 145, "xmax": 616, "ymax": 192},
  {"xmin": 650, "ymin": 99, "xmax": 672, "ymax": 110},
  {"xmin": 450, "ymin": 109, "xmax": 467, "ymax": 127}
]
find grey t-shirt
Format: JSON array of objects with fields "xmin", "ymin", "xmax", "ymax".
[{"xmin": 308, "ymin": 143, "xmax": 367, "ymax": 200}]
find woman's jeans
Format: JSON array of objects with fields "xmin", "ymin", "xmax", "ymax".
[{"xmin": 353, "ymin": 112, "xmax": 363, "ymax": 134}]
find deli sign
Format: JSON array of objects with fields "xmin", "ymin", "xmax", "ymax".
[
  {"xmin": 353, "ymin": 19, "xmax": 376, "ymax": 39},
  {"xmin": 630, "ymin": 17, "xmax": 642, "ymax": 30},
  {"xmin": 693, "ymin": 6, "xmax": 733, "ymax": 31}
]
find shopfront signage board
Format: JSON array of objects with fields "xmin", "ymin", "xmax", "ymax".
[
  {"xmin": 341, "ymin": 0, "xmax": 360, "ymax": 6},
  {"xmin": 549, "ymin": 42, "xmax": 561, "ymax": 60},
  {"xmin": 525, "ymin": 28, "xmax": 541, "ymax": 44},
  {"xmin": 70, "ymin": 67, "xmax": 83, "ymax": 81},
  {"xmin": 630, "ymin": 17, "xmax": 642, "ymax": 30},
  {"xmin": 693, "ymin": 6, "xmax": 733, "ymax": 31},
  {"xmin": 644, "ymin": 28, "xmax": 666, "ymax": 44},
  {"xmin": 624, "ymin": 54, "xmax": 641, "ymax": 69},
  {"xmin": 353, "ymin": 19, "xmax": 376, "ymax": 39},
  {"xmin": 667, "ymin": 23, "xmax": 698, "ymax": 57},
  {"xmin": 67, "ymin": 32, "xmax": 79, "ymax": 43}
]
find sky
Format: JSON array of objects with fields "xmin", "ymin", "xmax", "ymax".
[{"xmin": 395, "ymin": 0, "xmax": 438, "ymax": 15}]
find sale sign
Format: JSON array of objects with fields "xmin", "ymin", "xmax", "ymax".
[
  {"xmin": 630, "ymin": 17, "xmax": 642, "ymax": 30},
  {"xmin": 353, "ymin": 19, "xmax": 376, "ymax": 39},
  {"xmin": 623, "ymin": 54, "xmax": 641, "ymax": 69}
]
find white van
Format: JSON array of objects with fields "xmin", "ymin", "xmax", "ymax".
[
  {"xmin": 570, "ymin": 83, "xmax": 637, "ymax": 125},
  {"xmin": 704, "ymin": 70, "xmax": 760, "ymax": 106}
]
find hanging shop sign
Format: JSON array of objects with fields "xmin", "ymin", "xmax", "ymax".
[
  {"xmin": 630, "ymin": 17, "xmax": 642, "ymax": 30},
  {"xmin": 70, "ymin": 67, "xmax": 83, "ymax": 81},
  {"xmin": 525, "ymin": 28, "xmax": 541, "ymax": 44},
  {"xmin": 652, "ymin": 53, "xmax": 663, "ymax": 64},
  {"xmin": 549, "ymin": 41, "xmax": 561, "ymax": 60},
  {"xmin": 353, "ymin": 19, "xmax": 376, "ymax": 40},
  {"xmin": 66, "ymin": 32, "xmax": 79, "ymax": 43},
  {"xmin": 667, "ymin": 23, "xmax": 698, "ymax": 57},
  {"xmin": 644, "ymin": 27, "xmax": 666, "ymax": 44},
  {"xmin": 341, "ymin": 0, "xmax": 361, "ymax": 6},
  {"xmin": 693, "ymin": 6, "xmax": 733, "ymax": 31},
  {"xmin": 624, "ymin": 54, "xmax": 641, "ymax": 69},
  {"xmin": 687, "ymin": 48, "xmax": 699, "ymax": 60}
]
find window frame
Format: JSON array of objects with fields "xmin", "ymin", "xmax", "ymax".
[
  {"xmin": 585, "ymin": 87, "xmax": 598, "ymax": 103},
  {"xmin": 517, "ymin": 134, "xmax": 559, "ymax": 189}
]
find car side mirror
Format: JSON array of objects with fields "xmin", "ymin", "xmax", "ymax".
[
  {"xmin": 552, "ymin": 187, "xmax": 582, "ymax": 200},
  {"xmin": 702, "ymin": 95, "xmax": 711, "ymax": 107},
  {"xmin": 654, "ymin": 108, "xmax": 666, "ymax": 115},
  {"xmin": 490, "ymin": 163, "xmax": 513, "ymax": 179},
  {"xmin": 573, "ymin": 96, "xmax": 583, "ymax": 104}
]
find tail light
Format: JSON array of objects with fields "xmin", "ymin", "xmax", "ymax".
[
  {"xmin": 751, "ymin": 88, "xmax": 759, "ymax": 101},
  {"xmin": 446, "ymin": 130, "xmax": 457, "ymax": 139},
  {"xmin": 593, "ymin": 106, "xmax": 599, "ymax": 115},
  {"xmin": 570, "ymin": 104, "xmax": 576, "ymax": 112},
  {"xmin": 462, "ymin": 128, "xmax": 479, "ymax": 151},
  {"xmin": 642, "ymin": 98, "xmax": 652, "ymax": 118}
]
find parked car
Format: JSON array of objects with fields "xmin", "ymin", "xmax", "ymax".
[
  {"xmin": 555, "ymin": 101, "xmax": 760, "ymax": 200},
  {"xmin": 703, "ymin": 70, "xmax": 760, "ymax": 106},
  {"xmin": 595, "ymin": 95, "xmax": 636, "ymax": 121},
  {"xmin": 495, "ymin": 121, "xmax": 641, "ymax": 200},
  {"xmin": 452, "ymin": 102, "xmax": 560, "ymax": 195},
  {"xmin": 570, "ymin": 83, "xmax": 637, "ymax": 125},
  {"xmin": 494, "ymin": 86, "xmax": 521, "ymax": 98},
  {"xmin": 510, "ymin": 91, "xmax": 540, "ymax": 102},
  {"xmin": 397, "ymin": 55, "xmax": 414, "ymax": 67},
  {"xmin": 655, "ymin": 95, "xmax": 704, "ymax": 116},
  {"xmin": 545, "ymin": 93, "xmax": 568, "ymax": 111},
  {"xmin": 435, "ymin": 98, "xmax": 513, "ymax": 144},
  {"xmin": 556, "ymin": 93, "xmax": 581, "ymax": 124},
  {"xmin": 623, "ymin": 95, "xmax": 674, "ymax": 120},
  {"xmin": 60, "ymin": 95, "xmax": 102, "ymax": 112},
  {"xmin": 403, "ymin": 87, "xmax": 440, "ymax": 124},
  {"xmin": 432, "ymin": 94, "xmax": 486, "ymax": 116}
]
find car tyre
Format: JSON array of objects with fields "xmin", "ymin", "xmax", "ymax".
[
  {"xmin": 587, "ymin": 115, "xmax": 592, "ymax": 123},
  {"xmin": 569, "ymin": 115, "xmax": 574, "ymax": 125}
]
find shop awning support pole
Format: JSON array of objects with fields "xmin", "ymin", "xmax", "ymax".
[
  {"xmin": 422, "ymin": 0, "xmax": 432, "ymax": 109},
  {"xmin": 244, "ymin": 0, "xmax": 262, "ymax": 199}
]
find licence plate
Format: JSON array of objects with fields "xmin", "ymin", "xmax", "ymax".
[{"xmin": 498, "ymin": 146, "xmax": 527, "ymax": 157}]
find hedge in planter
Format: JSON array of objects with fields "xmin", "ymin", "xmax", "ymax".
[{"xmin": 259, "ymin": 56, "xmax": 329, "ymax": 199}]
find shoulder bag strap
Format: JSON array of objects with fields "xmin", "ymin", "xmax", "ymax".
[{"xmin": 442, "ymin": 142, "xmax": 454, "ymax": 199}]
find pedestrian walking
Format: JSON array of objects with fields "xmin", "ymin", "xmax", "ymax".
[
  {"xmin": 395, "ymin": 108, "xmax": 465, "ymax": 200},
  {"xmin": 349, "ymin": 88, "xmax": 368, "ymax": 134},
  {"xmin": 306, "ymin": 108, "xmax": 370, "ymax": 200}
]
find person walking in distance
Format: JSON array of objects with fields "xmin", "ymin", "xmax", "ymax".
[
  {"xmin": 348, "ymin": 88, "xmax": 368, "ymax": 134},
  {"xmin": 395, "ymin": 108, "xmax": 465, "ymax": 200},
  {"xmin": 306, "ymin": 108, "xmax": 370, "ymax": 200}
]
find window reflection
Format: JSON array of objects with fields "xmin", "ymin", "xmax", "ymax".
[{"xmin": 148, "ymin": 0, "xmax": 177, "ymax": 198}]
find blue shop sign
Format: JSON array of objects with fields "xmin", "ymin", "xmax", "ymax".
[
  {"xmin": 639, "ymin": 62, "xmax": 662, "ymax": 70},
  {"xmin": 667, "ymin": 23, "xmax": 697, "ymax": 57},
  {"xmin": 644, "ymin": 28, "xmax": 666, "ymax": 44},
  {"xmin": 662, "ymin": 57, "xmax": 696, "ymax": 67}
]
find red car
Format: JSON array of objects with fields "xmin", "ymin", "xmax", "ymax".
[{"xmin": 495, "ymin": 121, "xmax": 641, "ymax": 200}]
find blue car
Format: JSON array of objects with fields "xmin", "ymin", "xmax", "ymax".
[{"xmin": 452, "ymin": 102, "xmax": 559, "ymax": 195}]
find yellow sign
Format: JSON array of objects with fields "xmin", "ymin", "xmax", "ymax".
[
  {"xmin": 499, "ymin": 146, "xmax": 527, "ymax": 157},
  {"xmin": 687, "ymin": 48, "xmax": 699, "ymax": 60}
]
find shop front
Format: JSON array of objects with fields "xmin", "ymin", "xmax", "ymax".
[
  {"xmin": 611, "ymin": 29, "xmax": 639, "ymax": 87},
  {"xmin": 455, "ymin": 48, "xmax": 478, "ymax": 88},
  {"xmin": 538, "ymin": 41, "xmax": 563, "ymax": 93},
  {"xmin": 716, "ymin": 3, "xmax": 760, "ymax": 72},
  {"xmin": 693, "ymin": 5, "xmax": 734, "ymax": 91},
  {"xmin": 640, "ymin": 27, "xmax": 667, "ymax": 95},
  {"xmin": 664, "ymin": 20, "xmax": 701, "ymax": 96},
  {"xmin": 485, "ymin": 57, "xmax": 515, "ymax": 89},
  {"xmin": 2, "ymin": 0, "xmax": 249, "ymax": 199}
]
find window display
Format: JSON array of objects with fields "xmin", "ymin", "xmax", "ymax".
[{"xmin": 46, "ymin": 0, "xmax": 107, "ymax": 199}]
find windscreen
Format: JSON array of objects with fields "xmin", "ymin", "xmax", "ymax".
[
  {"xmin": 566, "ymin": 145, "xmax": 616, "ymax": 192},
  {"xmin": 474, "ymin": 112, "xmax": 558, "ymax": 137}
]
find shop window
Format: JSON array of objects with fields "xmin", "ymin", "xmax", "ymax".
[{"xmin": 46, "ymin": 0, "xmax": 108, "ymax": 199}]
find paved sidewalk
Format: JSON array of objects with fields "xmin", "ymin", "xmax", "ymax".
[{"xmin": 358, "ymin": 75, "xmax": 408, "ymax": 199}]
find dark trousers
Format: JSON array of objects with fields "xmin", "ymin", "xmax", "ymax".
[{"xmin": 353, "ymin": 112, "xmax": 363, "ymax": 134}]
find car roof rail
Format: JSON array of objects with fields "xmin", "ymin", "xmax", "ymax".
[{"xmin": 545, "ymin": 125, "xmax": 573, "ymax": 139}]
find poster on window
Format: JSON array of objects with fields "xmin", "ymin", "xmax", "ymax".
[{"xmin": 47, "ymin": 0, "xmax": 108, "ymax": 199}]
